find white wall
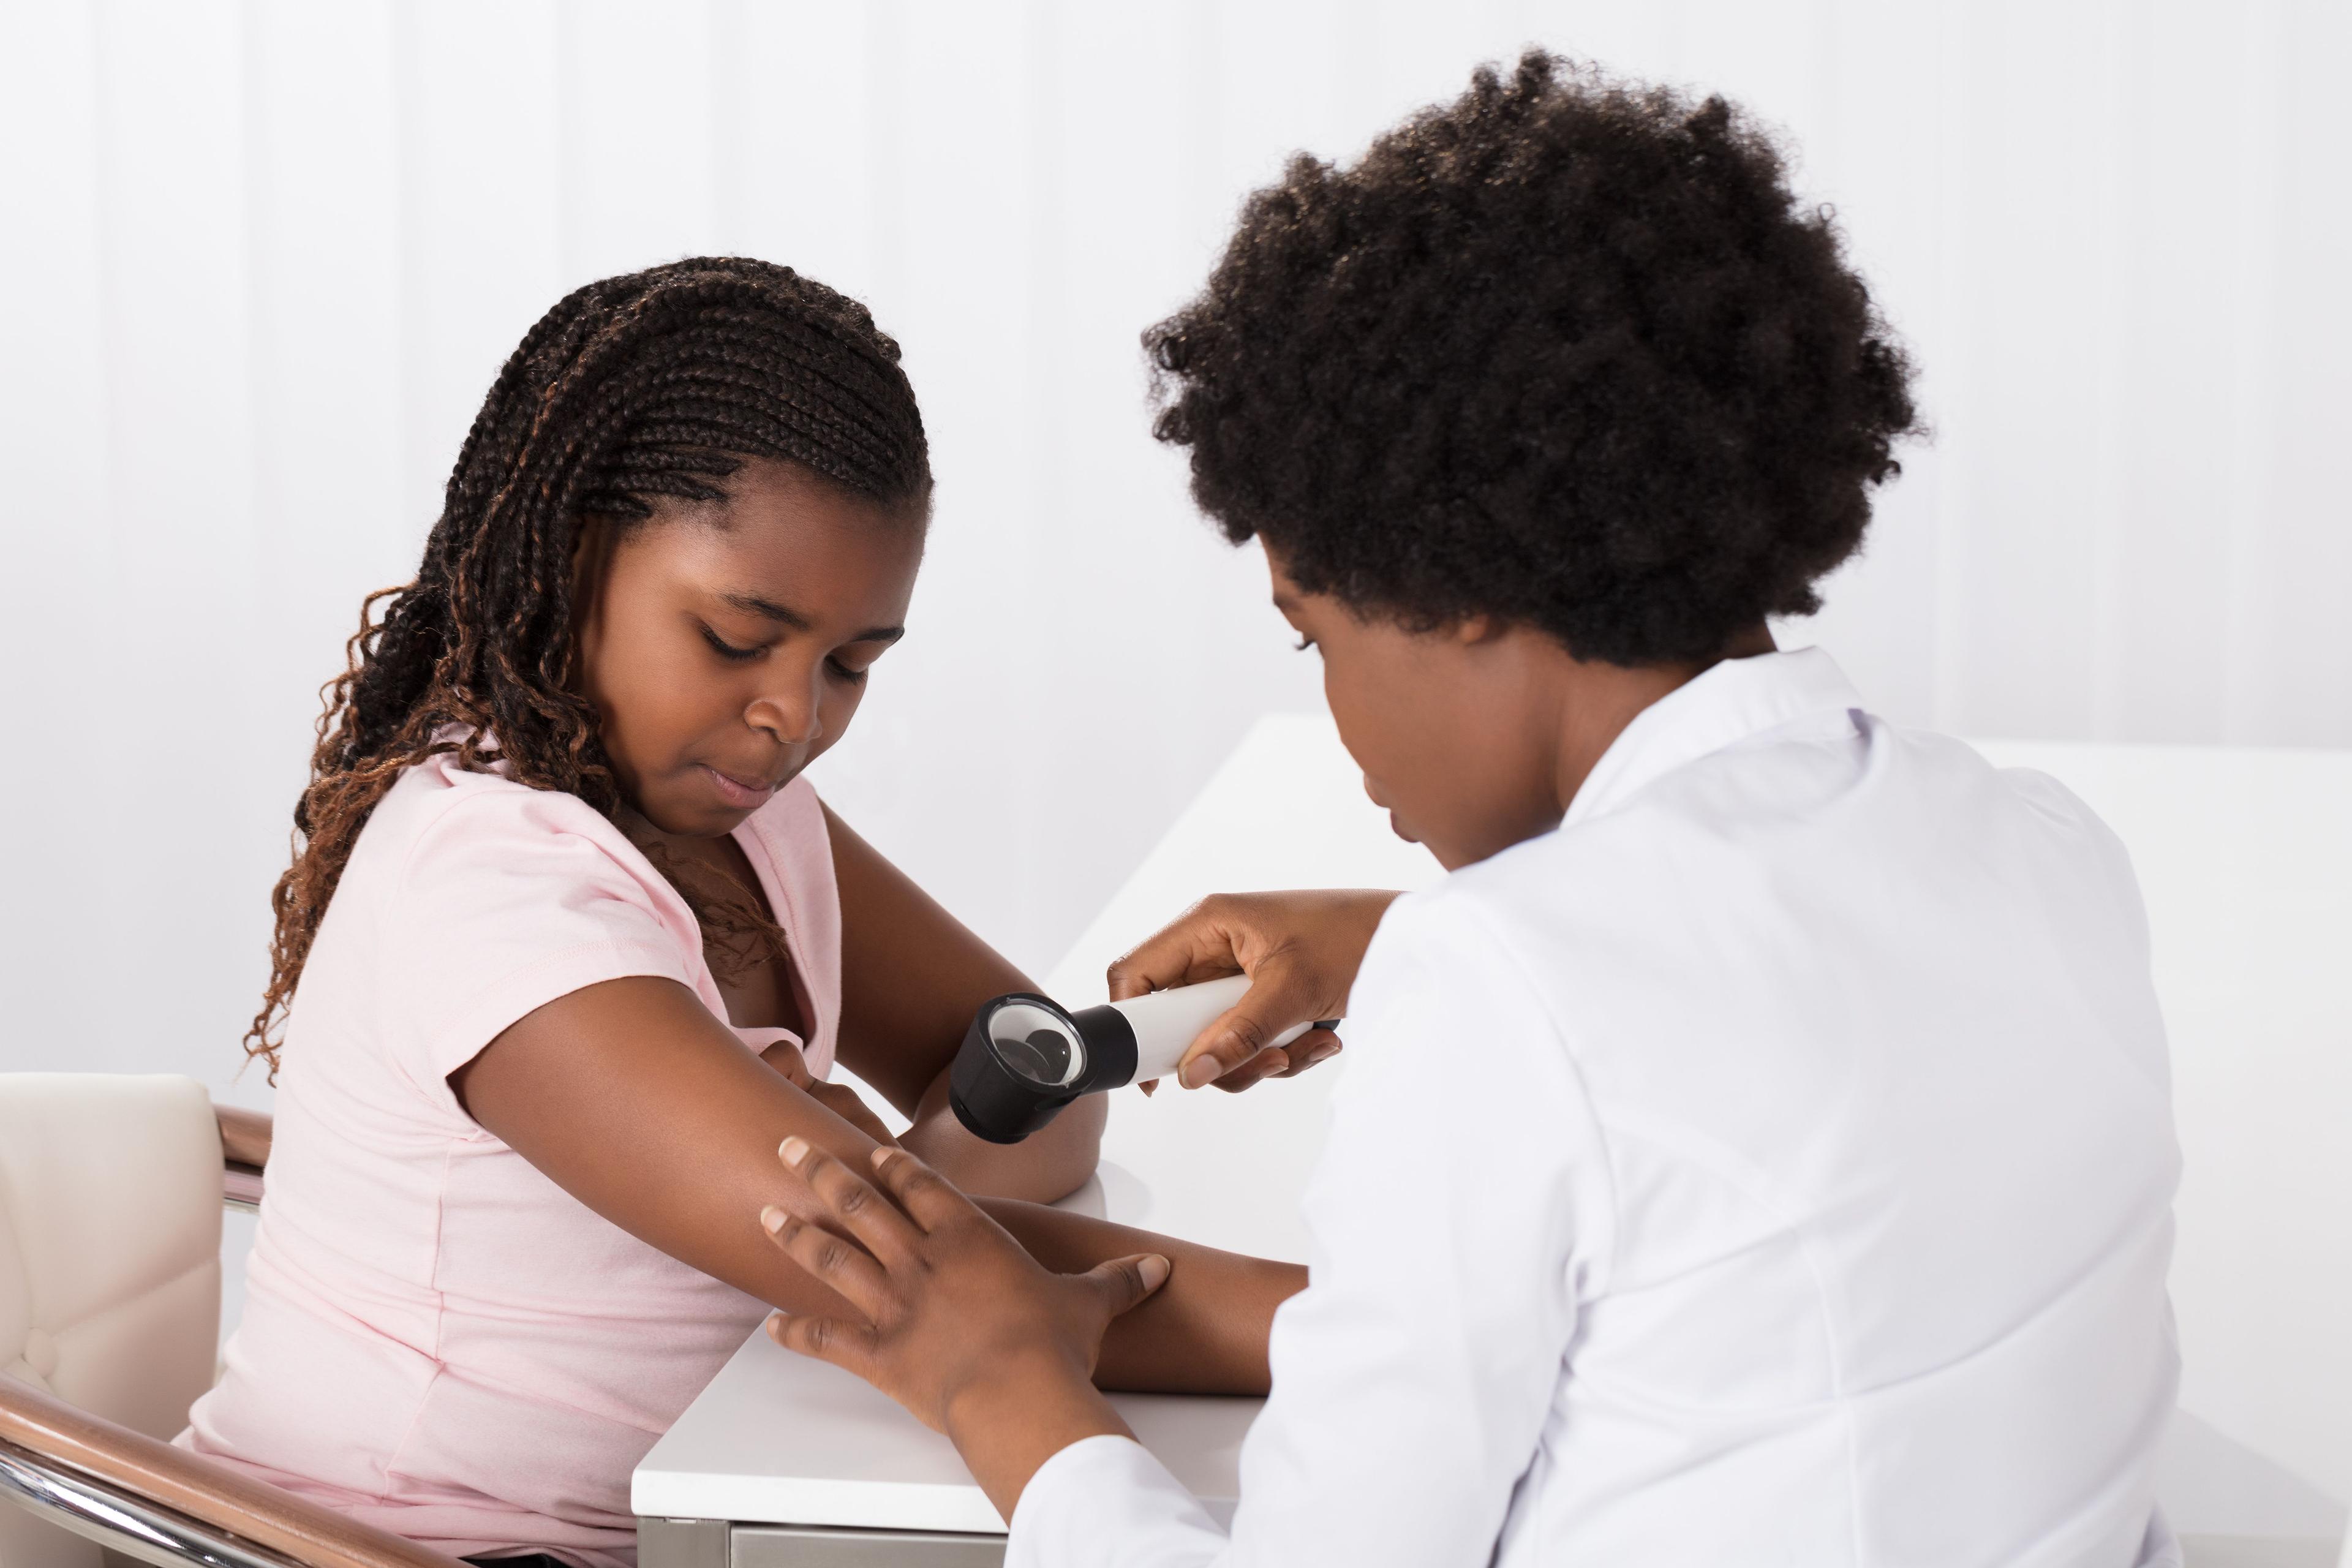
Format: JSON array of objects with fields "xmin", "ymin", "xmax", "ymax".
[{"xmin": 1, "ymin": 0, "xmax": 2346, "ymax": 1108}]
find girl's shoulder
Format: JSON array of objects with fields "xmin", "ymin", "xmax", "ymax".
[
  {"xmin": 309, "ymin": 751, "xmax": 706, "ymax": 1100},
  {"xmin": 377, "ymin": 744, "xmax": 620, "ymax": 837},
  {"xmin": 343, "ymin": 748, "xmax": 686, "ymax": 932}
]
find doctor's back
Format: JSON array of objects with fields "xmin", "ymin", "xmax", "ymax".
[{"xmin": 1185, "ymin": 650, "xmax": 2182, "ymax": 1568}]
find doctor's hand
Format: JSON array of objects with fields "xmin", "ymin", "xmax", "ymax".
[
  {"xmin": 1110, "ymin": 889, "xmax": 1402, "ymax": 1092},
  {"xmin": 761, "ymin": 1138, "xmax": 1161, "ymax": 1517}
]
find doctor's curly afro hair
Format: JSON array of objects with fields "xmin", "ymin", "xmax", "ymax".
[{"xmin": 1145, "ymin": 51, "xmax": 1921, "ymax": 666}]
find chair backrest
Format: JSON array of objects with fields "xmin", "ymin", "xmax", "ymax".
[{"xmin": 0, "ymin": 1074, "xmax": 224, "ymax": 1568}]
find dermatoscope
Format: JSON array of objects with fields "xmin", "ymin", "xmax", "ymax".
[{"xmin": 948, "ymin": 974, "xmax": 1341, "ymax": 1144}]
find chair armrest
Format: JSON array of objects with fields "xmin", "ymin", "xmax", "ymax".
[
  {"xmin": 216, "ymin": 1104, "xmax": 273, "ymax": 1170},
  {"xmin": 216, "ymin": 1103, "xmax": 271, "ymax": 1211},
  {"xmin": 0, "ymin": 1378, "xmax": 461, "ymax": 1568}
]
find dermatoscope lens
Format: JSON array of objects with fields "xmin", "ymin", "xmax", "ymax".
[
  {"xmin": 984, "ymin": 999, "xmax": 1085, "ymax": 1088},
  {"xmin": 996, "ymin": 1028, "xmax": 1074, "ymax": 1087}
]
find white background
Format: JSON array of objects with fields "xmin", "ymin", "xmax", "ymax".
[{"xmin": 1, "ymin": 0, "xmax": 2347, "ymax": 1110}]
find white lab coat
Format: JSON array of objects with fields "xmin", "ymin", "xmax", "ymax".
[{"xmin": 1009, "ymin": 649, "xmax": 2182, "ymax": 1568}]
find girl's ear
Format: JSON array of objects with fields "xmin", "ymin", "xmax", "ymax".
[
  {"xmin": 569, "ymin": 514, "xmax": 612, "ymax": 605},
  {"xmin": 565, "ymin": 514, "xmax": 619, "ymax": 688}
]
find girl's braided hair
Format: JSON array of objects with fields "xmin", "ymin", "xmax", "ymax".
[{"xmin": 249, "ymin": 257, "xmax": 930, "ymax": 1077}]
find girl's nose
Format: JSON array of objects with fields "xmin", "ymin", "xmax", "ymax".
[{"xmin": 746, "ymin": 668, "xmax": 824, "ymax": 748}]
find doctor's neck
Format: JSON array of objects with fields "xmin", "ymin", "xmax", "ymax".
[
  {"xmin": 1485, "ymin": 616, "xmax": 1780, "ymax": 864},
  {"xmin": 1541, "ymin": 619, "xmax": 1778, "ymax": 815}
]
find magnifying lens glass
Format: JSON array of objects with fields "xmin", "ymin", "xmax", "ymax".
[{"xmin": 948, "ymin": 974, "xmax": 1340, "ymax": 1144}]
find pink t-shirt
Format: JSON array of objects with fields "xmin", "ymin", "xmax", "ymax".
[{"xmin": 181, "ymin": 749, "xmax": 842, "ymax": 1567}]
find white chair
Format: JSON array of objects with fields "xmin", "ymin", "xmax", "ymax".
[{"xmin": 0, "ymin": 1072, "xmax": 452, "ymax": 1568}]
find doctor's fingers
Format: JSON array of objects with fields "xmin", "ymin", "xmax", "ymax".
[
  {"xmin": 761, "ymin": 1206, "xmax": 891, "ymax": 1319},
  {"xmin": 1106, "ymin": 893, "xmax": 1284, "ymax": 1000},
  {"xmin": 1201, "ymin": 1026, "xmax": 1338, "ymax": 1093},
  {"xmin": 1112, "ymin": 891, "xmax": 1395, "ymax": 1011},
  {"xmin": 1268, "ymin": 1026, "xmax": 1342, "ymax": 1080},
  {"xmin": 777, "ymin": 1136, "xmax": 925, "ymax": 1264},
  {"xmin": 1175, "ymin": 970, "xmax": 1332, "ymax": 1089},
  {"xmin": 867, "ymin": 1146, "xmax": 985, "ymax": 1235},
  {"xmin": 1216, "ymin": 1052, "xmax": 1291, "ymax": 1093}
]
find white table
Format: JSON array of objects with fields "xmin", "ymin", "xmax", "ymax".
[{"xmin": 634, "ymin": 713, "xmax": 2352, "ymax": 1567}]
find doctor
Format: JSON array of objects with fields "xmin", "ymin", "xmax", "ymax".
[{"xmin": 756, "ymin": 53, "xmax": 2182, "ymax": 1568}]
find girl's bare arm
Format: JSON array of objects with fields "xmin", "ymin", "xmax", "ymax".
[
  {"xmin": 450, "ymin": 974, "xmax": 1300, "ymax": 1393},
  {"xmin": 818, "ymin": 804, "xmax": 1107, "ymax": 1205}
]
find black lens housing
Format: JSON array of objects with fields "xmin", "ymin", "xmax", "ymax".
[{"xmin": 949, "ymin": 992, "xmax": 1144, "ymax": 1145}]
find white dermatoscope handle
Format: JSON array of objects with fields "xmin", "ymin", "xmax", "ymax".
[{"xmin": 1111, "ymin": 974, "xmax": 1318, "ymax": 1084}]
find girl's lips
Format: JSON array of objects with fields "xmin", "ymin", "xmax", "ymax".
[{"xmin": 701, "ymin": 764, "xmax": 777, "ymax": 810}]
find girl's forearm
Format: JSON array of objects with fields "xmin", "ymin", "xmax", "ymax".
[{"xmin": 979, "ymin": 1199, "xmax": 1306, "ymax": 1395}]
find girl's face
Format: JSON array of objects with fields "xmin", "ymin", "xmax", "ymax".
[
  {"xmin": 573, "ymin": 458, "xmax": 925, "ymax": 837},
  {"xmin": 1266, "ymin": 544, "xmax": 1570, "ymax": 873}
]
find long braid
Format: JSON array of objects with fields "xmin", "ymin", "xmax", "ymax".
[{"xmin": 249, "ymin": 258, "xmax": 930, "ymax": 1077}]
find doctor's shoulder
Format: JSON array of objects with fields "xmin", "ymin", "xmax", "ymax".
[
  {"xmin": 1882, "ymin": 724, "xmax": 2157, "ymax": 952},
  {"xmin": 1341, "ymin": 839, "xmax": 1614, "ymax": 1062}
]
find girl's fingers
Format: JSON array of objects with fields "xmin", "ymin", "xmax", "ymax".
[
  {"xmin": 766, "ymin": 1309, "xmax": 881, "ymax": 1379},
  {"xmin": 761, "ymin": 1038, "xmax": 815, "ymax": 1088},
  {"xmin": 778, "ymin": 1137, "xmax": 922, "ymax": 1261},
  {"xmin": 807, "ymin": 1080, "xmax": 899, "ymax": 1150},
  {"xmin": 867, "ymin": 1146, "xmax": 976, "ymax": 1234},
  {"xmin": 761, "ymin": 1205, "xmax": 891, "ymax": 1318}
]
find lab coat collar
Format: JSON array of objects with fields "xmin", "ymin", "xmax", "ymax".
[{"xmin": 1561, "ymin": 645, "xmax": 1864, "ymax": 830}]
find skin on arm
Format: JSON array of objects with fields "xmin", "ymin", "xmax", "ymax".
[
  {"xmin": 821, "ymin": 803, "xmax": 1107, "ymax": 1204},
  {"xmin": 448, "ymin": 974, "xmax": 1301, "ymax": 1390}
]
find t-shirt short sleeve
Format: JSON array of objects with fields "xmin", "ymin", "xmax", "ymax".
[{"xmin": 381, "ymin": 780, "xmax": 701, "ymax": 1103}]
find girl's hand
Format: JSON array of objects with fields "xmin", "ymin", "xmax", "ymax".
[
  {"xmin": 1109, "ymin": 889, "xmax": 1402, "ymax": 1092},
  {"xmin": 761, "ymin": 1137, "xmax": 1164, "ymax": 1515},
  {"xmin": 763, "ymin": 1039, "xmax": 899, "ymax": 1149}
]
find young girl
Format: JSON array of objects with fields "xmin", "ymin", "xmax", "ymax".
[
  {"xmin": 753, "ymin": 57, "xmax": 2184, "ymax": 1568},
  {"xmin": 180, "ymin": 258, "xmax": 1310, "ymax": 1567}
]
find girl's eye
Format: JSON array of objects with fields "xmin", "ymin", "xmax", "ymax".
[
  {"xmin": 701, "ymin": 625, "xmax": 763, "ymax": 662},
  {"xmin": 825, "ymin": 655, "xmax": 869, "ymax": 685}
]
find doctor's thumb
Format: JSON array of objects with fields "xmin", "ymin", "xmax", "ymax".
[
  {"xmin": 1085, "ymin": 1253, "xmax": 1172, "ymax": 1319},
  {"xmin": 1177, "ymin": 973, "xmax": 1318, "ymax": 1089}
]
